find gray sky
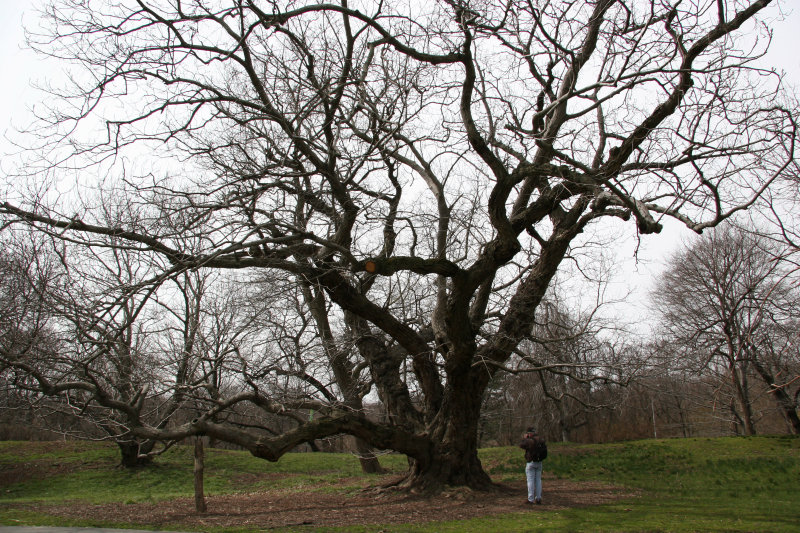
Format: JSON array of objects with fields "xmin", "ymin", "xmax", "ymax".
[{"xmin": 0, "ymin": 0, "xmax": 40, "ymax": 153}]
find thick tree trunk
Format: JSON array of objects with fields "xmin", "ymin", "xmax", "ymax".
[
  {"xmin": 393, "ymin": 372, "xmax": 494, "ymax": 492},
  {"xmin": 773, "ymin": 389, "xmax": 800, "ymax": 435},
  {"xmin": 116, "ymin": 439, "xmax": 154, "ymax": 468},
  {"xmin": 729, "ymin": 400, "xmax": 744, "ymax": 435},
  {"xmin": 399, "ymin": 446, "xmax": 491, "ymax": 493}
]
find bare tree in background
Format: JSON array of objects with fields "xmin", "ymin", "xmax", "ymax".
[
  {"xmin": 759, "ymin": 150, "xmax": 800, "ymax": 417},
  {"xmin": 482, "ymin": 286, "xmax": 635, "ymax": 444},
  {"xmin": 0, "ymin": 229, "xmax": 194, "ymax": 465},
  {"xmin": 0, "ymin": 236, "xmax": 62, "ymax": 438},
  {"xmin": 0, "ymin": 240, "xmax": 54, "ymax": 371},
  {"xmin": 1, "ymin": 0, "xmax": 796, "ymax": 490},
  {"xmin": 525, "ymin": 298, "xmax": 635, "ymax": 442},
  {"xmin": 0, "ymin": 227, "xmax": 275, "ymax": 466},
  {"xmin": 241, "ymin": 274, "xmax": 385, "ymax": 471},
  {"xmin": 652, "ymin": 225, "xmax": 800, "ymax": 435}
]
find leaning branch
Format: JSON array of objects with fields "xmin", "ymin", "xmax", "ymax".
[
  {"xmin": 1, "ymin": 203, "xmax": 191, "ymax": 264},
  {"xmin": 130, "ymin": 412, "xmax": 434, "ymax": 464}
]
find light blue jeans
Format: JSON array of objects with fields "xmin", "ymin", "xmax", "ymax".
[{"xmin": 526, "ymin": 461, "xmax": 543, "ymax": 502}]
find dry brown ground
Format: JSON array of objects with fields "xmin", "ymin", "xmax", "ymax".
[{"xmin": 4, "ymin": 476, "xmax": 633, "ymax": 530}]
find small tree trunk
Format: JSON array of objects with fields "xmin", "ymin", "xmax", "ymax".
[
  {"xmin": 751, "ymin": 359, "xmax": 800, "ymax": 434},
  {"xmin": 354, "ymin": 437, "xmax": 385, "ymax": 474},
  {"xmin": 557, "ymin": 400, "xmax": 570, "ymax": 442},
  {"xmin": 730, "ymin": 362, "xmax": 756, "ymax": 435},
  {"xmin": 729, "ymin": 400, "xmax": 743, "ymax": 435},
  {"xmin": 774, "ymin": 388, "xmax": 800, "ymax": 435},
  {"xmin": 194, "ymin": 437, "xmax": 207, "ymax": 513}
]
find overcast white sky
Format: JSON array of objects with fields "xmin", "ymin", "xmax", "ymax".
[{"xmin": 1, "ymin": 0, "xmax": 798, "ymax": 328}]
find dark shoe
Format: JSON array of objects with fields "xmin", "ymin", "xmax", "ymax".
[{"xmin": 535, "ymin": 498, "xmax": 542, "ymax": 504}]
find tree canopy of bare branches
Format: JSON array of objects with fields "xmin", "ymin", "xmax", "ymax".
[{"xmin": 1, "ymin": 0, "xmax": 796, "ymax": 490}]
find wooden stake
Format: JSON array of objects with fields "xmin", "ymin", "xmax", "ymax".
[{"xmin": 194, "ymin": 437, "xmax": 207, "ymax": 513}]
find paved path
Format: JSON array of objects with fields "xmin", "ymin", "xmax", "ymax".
[{"xmin": 0, "ymin": 528, "xmax": 197, "ymax": 533}]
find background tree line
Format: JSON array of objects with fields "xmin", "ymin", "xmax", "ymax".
[
  {"xmin": 3, "ymin": 221, "xmax": 798, "ymax": 454},
  {"xmin": 481, "ymin": 225, "xmax": 800, "ymax": 444}
]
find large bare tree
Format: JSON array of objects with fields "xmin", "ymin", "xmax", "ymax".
[
  {"xmin": 1, "ymin": 0, "xmax": 796, "ymax": 490},
  {"xmin": 652, "ymin": 225, "xmax": 800, "ymax": 435}
]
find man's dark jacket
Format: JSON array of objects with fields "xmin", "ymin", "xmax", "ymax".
[{"xmin": 520, "ymin": 435, "xmax": 546, "ymax": 463}]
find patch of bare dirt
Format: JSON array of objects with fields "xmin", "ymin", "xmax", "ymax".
[{"xmin": 10, "ymin": 476, "xmax": 635, "ymax": 530}]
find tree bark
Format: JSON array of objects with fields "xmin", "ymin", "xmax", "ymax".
[
  {"xmin": 116, "ymin": 440, "xmax": 154, "ymax": 468},
  {"xmin": 730, "ymin": 363, "xmax": 756, "ymax": 435},
  {"xmin": 194, "ymin": 437, "xmax": 207, "ymax": 513},
  {"xmin": 393, "ymin": 369, "xmax": 494, "ymax": 492},
  {"xmin": 752, "ymin": 359, "xmax": 800, "ymax": 434},
  {"xmin": 354, "ymin": 438, "xmax": 385, "ymax": 474}
]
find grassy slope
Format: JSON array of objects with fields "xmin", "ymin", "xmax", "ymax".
[
  {"xmin": 440, "ymin": 435, "xmax": 800, "ymax": 533},
  {"xmin": 0, "ymin": 435, "xmax": 798, "ymax": 532}
]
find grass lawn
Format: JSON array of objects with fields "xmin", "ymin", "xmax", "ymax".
[
  {"xmin": 0, "ymin": 435, "xmax": 797, "ymax": 532},
  {"xmin": 464, "ymin": 435, "xmax": 799, "ymax": 533}
]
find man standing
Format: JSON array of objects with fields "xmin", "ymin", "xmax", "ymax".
[{"xmin": 520, "ymin": 426, "xmax": 547, "ymax": 505}]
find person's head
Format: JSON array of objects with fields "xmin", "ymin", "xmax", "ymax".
[{"xmin": 526, "ymin": 426, "xmax": 537, "ymax": 438}]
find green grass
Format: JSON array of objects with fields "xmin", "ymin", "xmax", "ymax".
[
  {"xmin": 0, "ymin": 441, "xmax": 408, "ymax": 504},
  {"xmin": 1, "ymin": 436, "xmax": 798, "ymax": 532}
]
